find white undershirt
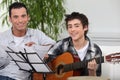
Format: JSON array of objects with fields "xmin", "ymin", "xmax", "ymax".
[
  {"xmin": 76, "ymin": 41, "xmax": 89, "ymax": 61},
  {"xmin": 13, "ymin": 36, "xmax": 25, "ymax": 46}
]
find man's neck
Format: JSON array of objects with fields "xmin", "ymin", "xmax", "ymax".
[{"xmin": 12, "ymin": 29, "xmax": 26, "ymax": 37}]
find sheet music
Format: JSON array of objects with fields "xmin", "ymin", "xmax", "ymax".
[
  {"xmin": 7, "ymin": 45, "xmax": 51, "ymax": 60},
  {"xmin": 0, "ymin": 45, "xmax": 52, "ymax": 73},
  {"xmin": 16, "ymin": 62, "xmax": 32, "ymax": 71},
  {"xmin": 31, "ymin": 64, "xmax": 52, "ymax": 72},
  {"xmin": 8, "ymin": 52, "xmax": 25, "ymax": 61}
]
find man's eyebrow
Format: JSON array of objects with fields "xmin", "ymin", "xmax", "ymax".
[
  {"xmin": 22, "ymin": 14, "xmax": 27, "ymax": 16},
  {"xmin": 13, "ymin": 15, "xmax": 18, "ymax": 17},
  {"xmin": 74, "ymin": 23, "xmax": 80, "ymax": 25}
]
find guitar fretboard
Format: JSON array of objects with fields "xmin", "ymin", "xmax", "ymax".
[{"xmin": 63, "ymin": 56, "xmax": 104, "ymax": 72}]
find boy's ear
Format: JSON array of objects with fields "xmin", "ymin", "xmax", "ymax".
[{"xmin": 84, "ymin": 25, "xmax": 88, "ymax": 31}]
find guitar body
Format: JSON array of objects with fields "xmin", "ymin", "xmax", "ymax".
[
  {"xmin": 33, "ymin": 52, "xmax": 74, "ymax": 80},
  {"xmin": 46, "ymin": 52, "xmax": 74, "ymax": 80},
  {"xmin": 33, "ymin": 73, "xmax": 43, "ymax": 80}
]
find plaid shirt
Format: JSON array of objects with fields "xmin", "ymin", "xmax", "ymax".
[{"xmin": 48, "ymin": 36, "xmax": 102, "ymax": 76}]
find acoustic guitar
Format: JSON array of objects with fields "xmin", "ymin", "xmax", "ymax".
[{"xmin": 33, "ymin": 52, "xmax": 120, "ymax": 80}]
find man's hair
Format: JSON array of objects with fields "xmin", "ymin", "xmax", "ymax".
[
  {"xmin": 65, "ymin": 12, "xmax": 89, "ymax": 36},
  {"xmin": 9, "ymin": 2, "xmax": 28, "ymax": 17}
]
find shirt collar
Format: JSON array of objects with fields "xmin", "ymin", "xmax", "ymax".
[
  {"xmin": 25, "ymin": 28, "xmax": 33, "ymax": 37},
  {"xmin": 86, "ymin": 36, "xmax": 96, "ymax": 53},
  {"xmin": 8, "ymin": 28, "xmax": 33, "ymax": 44},
  {"xmin": 68, "ymin": 36, "xmax": 96, "ymax": 53}
]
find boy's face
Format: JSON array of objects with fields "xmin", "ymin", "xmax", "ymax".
[{"xmin": 67, "ymin": 19, "xmax": 88, "ymax": 41}]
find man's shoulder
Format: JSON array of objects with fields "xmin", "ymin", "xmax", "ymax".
[
  {"xmin": 27, "ymin": 28, "xmax": 43, "ymax": 34},
  {"xmin": 0, "ymin": 29, "xmax": 11, "ymax": 37}
]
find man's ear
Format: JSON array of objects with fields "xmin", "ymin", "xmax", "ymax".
[{"xmin": 28, "ymin": 15, "xmax": 30, "ymax": 21}]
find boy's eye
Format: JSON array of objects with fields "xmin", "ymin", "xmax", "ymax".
[
  {"xmin": 75, "ymin": 25, "xmax": 79, "ymax": 27},
  {"xmin": 68, "ymin": 26, "xmax": 72, "ymax": 28}
]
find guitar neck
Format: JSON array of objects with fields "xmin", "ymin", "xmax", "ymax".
[{"xmin": 63, "ymin": 56, "xmax": 104, "ymax": 72}]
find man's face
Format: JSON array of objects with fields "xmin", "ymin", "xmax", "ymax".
[{"xmin": 9, "ymin": 7, "xmax": 30, "ymax": 32}]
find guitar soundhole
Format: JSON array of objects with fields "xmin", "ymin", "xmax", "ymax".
[
  {"xmin": 57, "ymin": 64, "xmax": 64, "ymax": 75},
  {"xmin": 55, "ymin": 63, "xmax": 65, "ymax": 78}
]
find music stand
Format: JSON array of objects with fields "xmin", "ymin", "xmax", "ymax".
[{"xmin": 5, "ymin": 46, "xmax": 53, "ymax": 80}]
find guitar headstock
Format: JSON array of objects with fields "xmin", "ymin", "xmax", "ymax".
[{"xmin": 105, "ymin": 52, "xmax": 120, "ymax": 63}]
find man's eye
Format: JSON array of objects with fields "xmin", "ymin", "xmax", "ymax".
[
  {"xmin": 13, "ymin": 16, "xmax": 18, "ymax": 18},
  {"xmin": 22, "ymin": 15, "xmax": 26, "ymax": 18}
]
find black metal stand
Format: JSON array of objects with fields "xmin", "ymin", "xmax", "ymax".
[
  {"xmin": 5, "ymin": 46, "xmax": 52, "ymax": 80},
  {"xmin": 29, "ymin": 71, "xmax": 33, "ymax": 80},
  {"xmin": 43, "ymin": 73, "xmax": 46, "ymax": 80}
]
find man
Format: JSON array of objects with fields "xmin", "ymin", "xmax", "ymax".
[
  {"xmin": 0, "ymin": 2, "xmax": 55, "ymax": 80},
  {"xmin": 47, "ymin": 12, "xmax": 102, "ymax": 78}
]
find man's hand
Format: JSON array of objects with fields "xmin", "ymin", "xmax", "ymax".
[{"xmin": 25, "ymin": 42, "xmax": 36, "ymax": 47}]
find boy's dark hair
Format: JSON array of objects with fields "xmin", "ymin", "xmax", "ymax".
[
  {"xmin": 65, "ymin": 12, "xmax": 89, "ymax": 36},
  {"xmin": 9, "ymin": 2, "xmax": 28, "ymax": 17}
]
